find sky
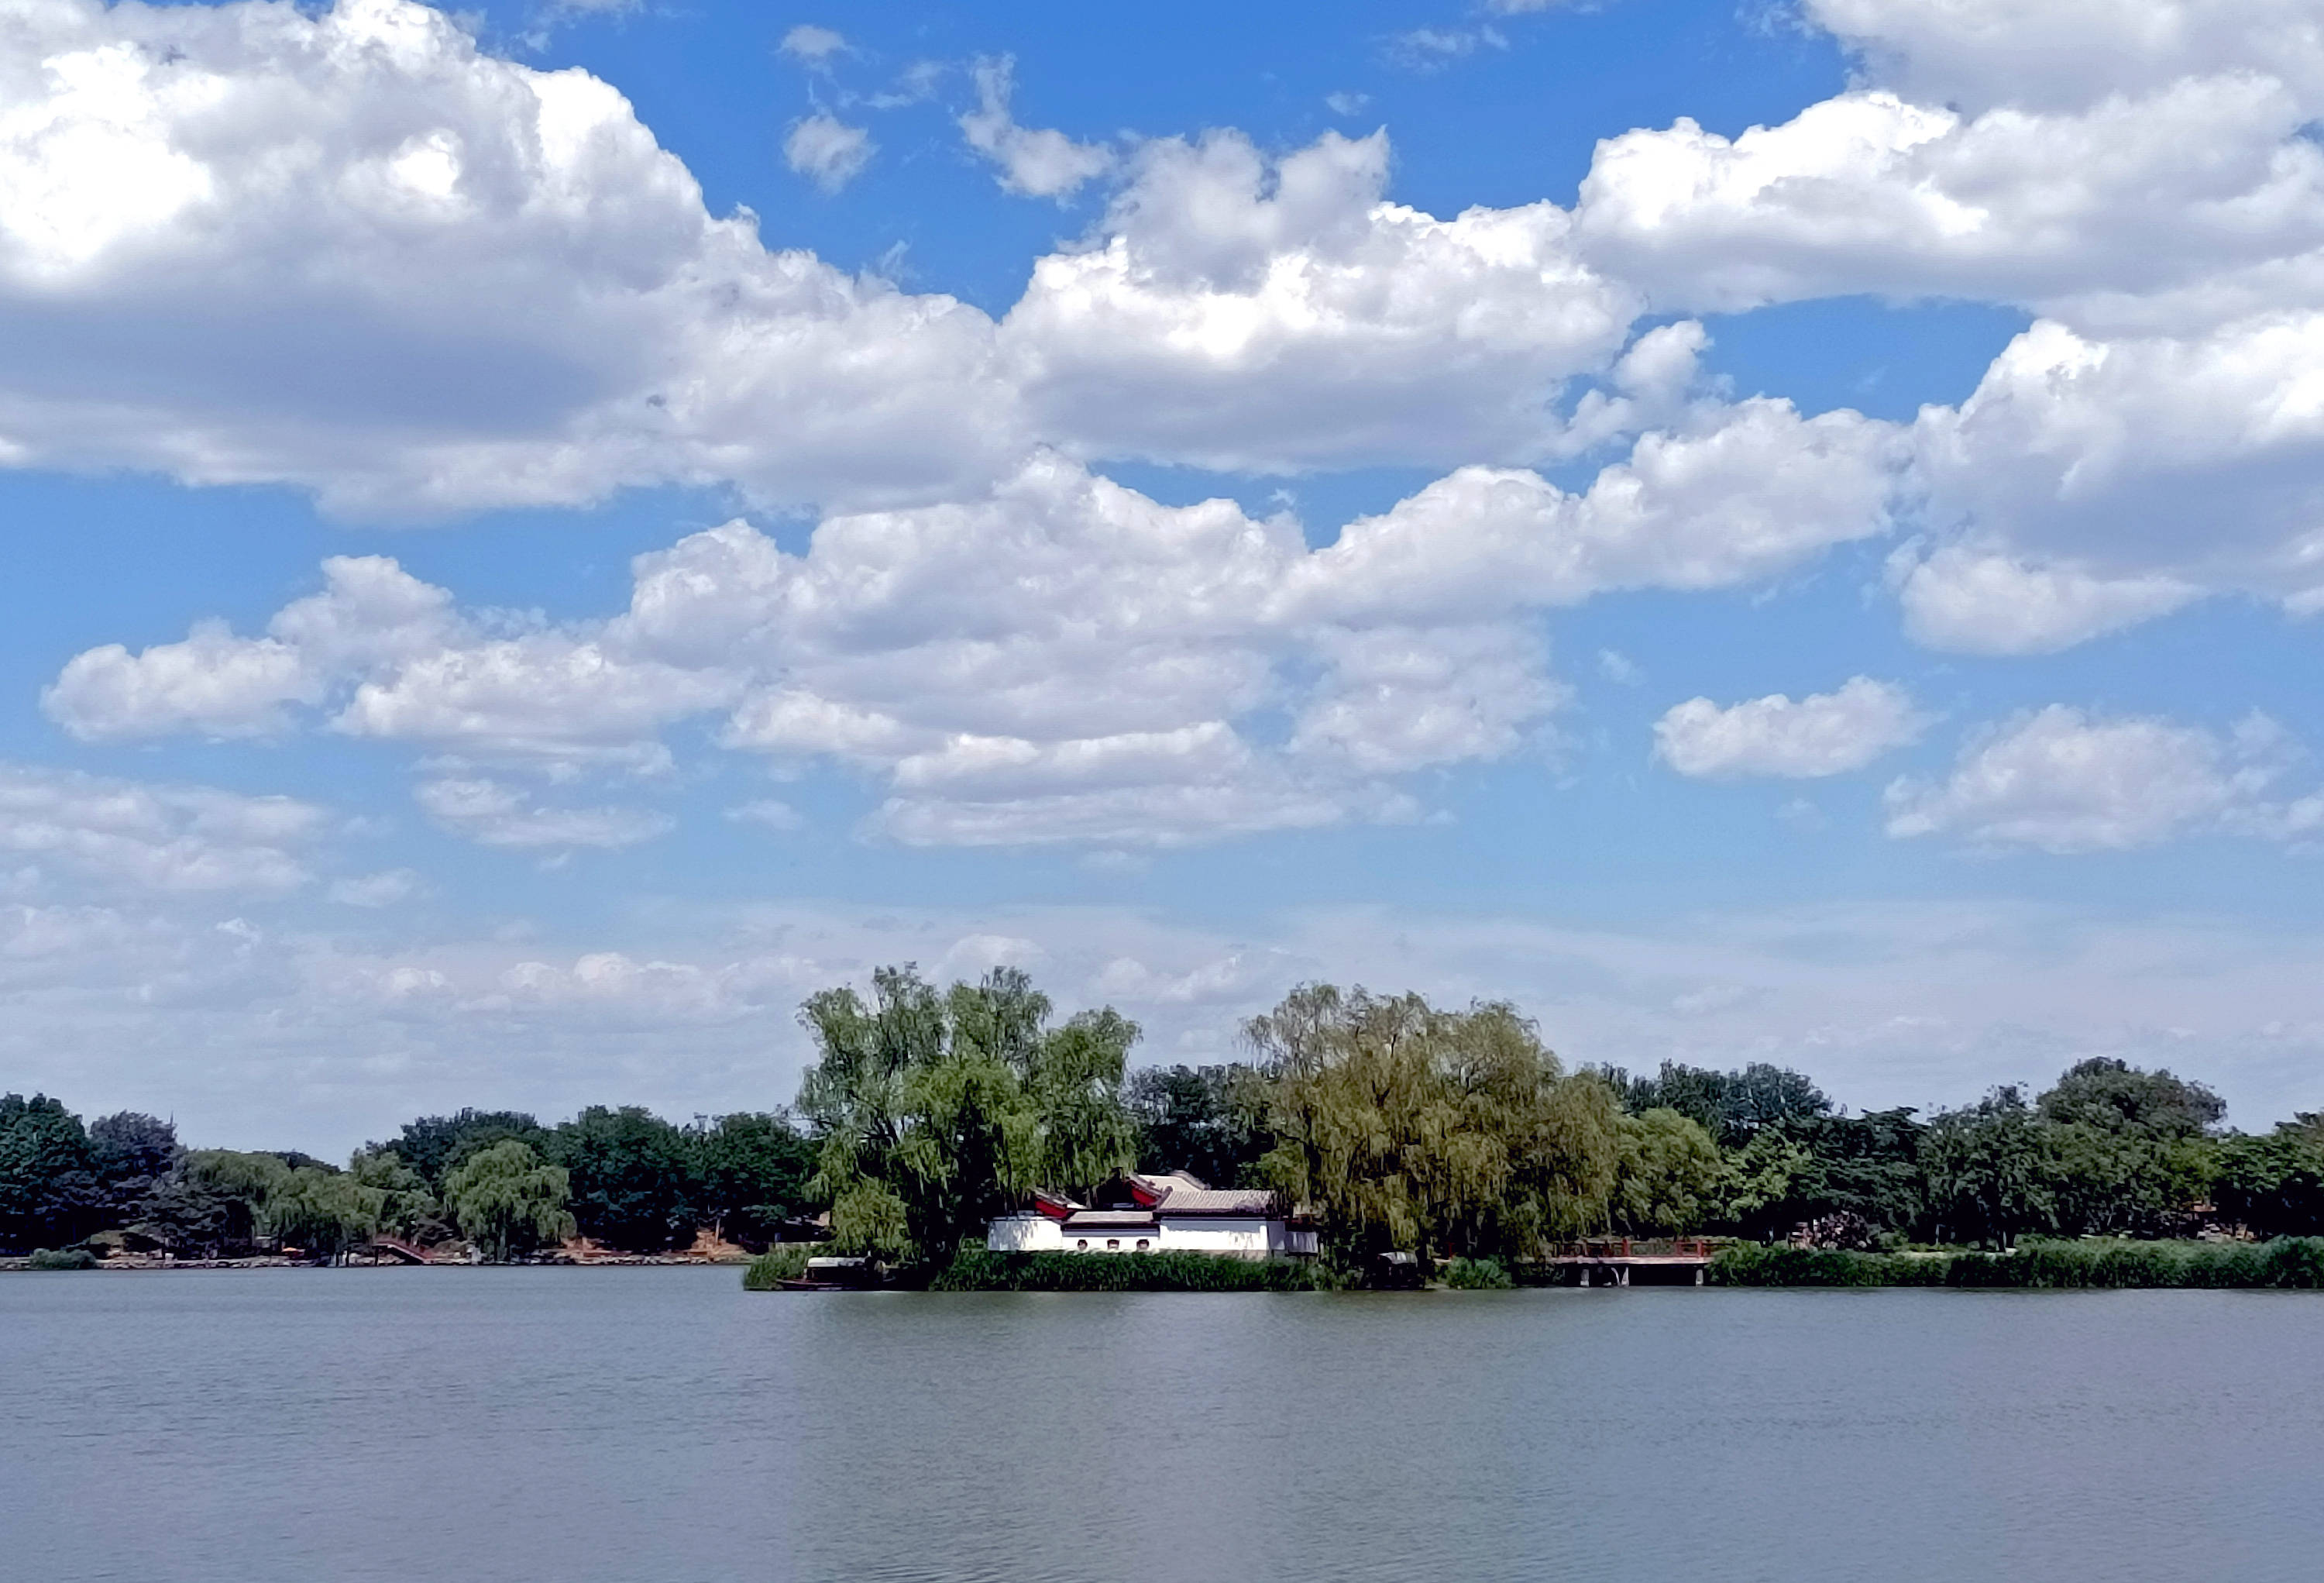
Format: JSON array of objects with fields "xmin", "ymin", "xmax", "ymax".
[{"xmin": 5, "ymin": 0, "xmax": 2324, "ymax": 1153}]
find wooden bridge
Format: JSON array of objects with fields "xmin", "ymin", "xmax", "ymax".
[
  {"xmin": 1547, "ymin": 1237, "xmax": 1718, "ymax": 1286},
  {"xmin": 352, "ymin": 1236, "xmax": 435, "ymax": 1265}
]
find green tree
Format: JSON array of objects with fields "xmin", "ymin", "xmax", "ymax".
[
  {"xmin": 1610, "ymin": 1108, "xmax": 1724, "ymax": 1235},
  {"xmin": 1128, "ymin": 1063, "xmax": 1273, "ymax": 1186},
  {"xmin": 690, "ymin": 1111, "xmax": 818, "ymax": 1247},
  {"xmin": 796, "ymin": 965, "xmax": 1140, "ymax": 1262},
  {"xmin": 443, "ymin": 1140, "xmax": 574, "ymax": 1262},
  {"xmin": 0, "ymin": 1094, "xmax": 101, "ymax": 1253},
  {"xmin": 1720, "ymin": 1130, "xmax": 1817, "ymax": 1241},
  {"xmin": 545, "ymin": 1106, "xmax": 702, "ymax": 1251},
  {"xmin": 2213, "ymin": 1123, "xmax": 2324, "ymax": 1237},
  {"xmin": 375, "ymin": 1110, "xmax": 547, "ymax": 1192},
  {"xmin": 1250, "ymin": 984, "xmax": 1621, "ymax": 1268},
  {"xmin": 1924, "ymin": 1087, "xmax": 2057, "ymax": 1248},
  {"xmin": 263, "ymin": 1167, "xmax": 384, "ymax": 1261},
  {"xmin": 349, "ymin": 1148, "xmax": 442, "ymax": 1241},
  {"xmin": 1608, "ymin": 1062, "xmax": 1831, "ymax": 1148},
  {"xmin": 88, "ymin": 1112, "xmax": 180, "ymax": 1225},
  {"xmin": 2037, "ymin": 1058, "xmax": 2224, "ymax": 1138}
]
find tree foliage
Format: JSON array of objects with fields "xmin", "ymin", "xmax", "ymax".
[
  {"xmin": 0, "ymin": 1094, "xmax": 101, "ymax": 1254},
  {"xmin": 795, "ymin": 965, "xmax": 1140, "ymax": 1261},
  {"xmin": 443, "ymin": 1141, "xmax": 574, "ymax": 1261},
  {"xmin": 1128, "ymin": 1063, "xmax": 1273, "ymax": 1187},
  {"xmin": 1251, "ymin": 984, "xmax": 1621, "ymax": 1265}
]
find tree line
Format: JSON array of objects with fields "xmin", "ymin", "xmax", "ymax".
[
  {"xmin": 9, "ymin": 966, "xmax": 2324, "ymax": 1265},
  {"xmin": 0, "ymin": 1096, "xmax": 815, "ymax": 1261}
]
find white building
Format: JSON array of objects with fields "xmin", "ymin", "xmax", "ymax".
[{"xmin": 986, "ymin": 1172, "xmax": 1317, "ymax": 1258}]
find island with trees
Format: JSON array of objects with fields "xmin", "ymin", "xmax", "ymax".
[{"xmin": 6, "ymin": 965, "xmax": 2323, "ymax": 1289}]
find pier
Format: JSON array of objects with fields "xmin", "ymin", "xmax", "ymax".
[{"xmin": 1547, "ymin": 1237, "xmax": 1718, "ymax": 1286}]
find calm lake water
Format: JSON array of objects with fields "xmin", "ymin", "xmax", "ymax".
[{"xmin": 3, "ymin": 1269, "xmax": 2320, "ymax": 1583}]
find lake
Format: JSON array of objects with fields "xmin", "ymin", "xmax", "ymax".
[{"xmin": 3, "ymin": 1269, "xmax": 2319, "ymax": 1582}]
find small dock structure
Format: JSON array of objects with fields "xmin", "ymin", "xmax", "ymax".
[{"xmin": 1548, "ymin": 1237, "xmax": 1718, "ymax": 1286}]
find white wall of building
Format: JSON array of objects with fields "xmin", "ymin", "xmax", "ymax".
[
  {"xmin": 985, "ymin": 1210, "xmax": 1318, "ymax": 1258},
  {"xmin": 985, "ymin": 1213, "xmax": 1064, "ymax": 1252}
]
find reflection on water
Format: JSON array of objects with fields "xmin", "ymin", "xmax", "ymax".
[{"xmin": 3, "ymin": 1269, "xmax": 2321, "ymax": 1583}]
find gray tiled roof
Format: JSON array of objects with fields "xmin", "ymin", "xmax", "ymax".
[{"xmin": 1151, "ymin": 1188, "xmax": 1276, "ymax": 1216}]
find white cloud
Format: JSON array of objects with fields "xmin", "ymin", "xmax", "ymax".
[
  {"xmin": 1284, "ymin": 397, "xmax": 1903, "ymax": 622},
  {"xmin": 1803, "ymin": 0, "xmax": 2324, "ymax": 115},
  {"xmin": 999, "ymin": 129, "xmax": 1645, "ymax": 473},
  {"xmin": 47, "ymin": 410, "xmax": 1913, "ymax": 848},
  {"xmin": 1883, "ymin": 705, "xmax": 2306, "ymax": 852},
  {"xmin": 1575, "ymin": 81, "xmax": 2324, "ymax": 320},
  {"xmin": 47, "ymin": 554, "xmax": 731, "ymax": 773},
  {"xmin": 1655, "ymin": 678, "xmax": 1927, "ymax": 779},
  {"xmin": 1892, "ymin": 545, "xmax": 2204, "ymax": 655},
  {"xmin": 0, "ymin": 0, "xmax": 1018, "ymax": 516},
  {"xmin": 1382, "ymin": 27, "xmax": 1508, "ymax": 70},
  {"xmin": 1910, "ymin": 317, "xmax": 2324, "ymax": 610},
  {"xmin": 785, "ymin": 113, "xmax": 875, "ymax": 193},
  {"xmin": 0, "ymin": 763, "xmax": 324, "ymax": 893},
  {"xmin": 958, "ymin": 57, "xmax": 1113, "ymax": 200},
  {"xmin": 779, "ymin": 24, "xmax": 846, "ymax": 64},
  {"xmin": 329, "ymin": 869, "xmax": 422, "ymax": 908},
  {"xmin": 413, "ymin": 778, "xmax": 672, "ymax": 849}
]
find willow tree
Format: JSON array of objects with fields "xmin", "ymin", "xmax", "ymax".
[
  {"xmin": 263, "ymin": 1167, "xmax": 385, "ymax": 1261},
  {"xmin": 796, "ymin": 965, "xmax": 1138, "ymax": 1262},
  {"xmin": 1250, "ymin": 985, "xmax": 1621, "ymax": 1267},
  {"xmin": 443, "ymin": 1141, "xmax": 575, "ymax": 1262}
]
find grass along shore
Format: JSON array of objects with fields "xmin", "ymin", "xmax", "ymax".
[
  {"xmin": 745, "ymin": 1237, "xmax": 2324, "ymax": 1292},
  {"xmin": 1708, "ymin": 1237, "xmax": 2324, "ymax": 1289}
]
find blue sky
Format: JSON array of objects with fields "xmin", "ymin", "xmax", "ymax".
[{"xmin": 5, "ymin": 0, "xmax": 2323, "ymax": 1151}]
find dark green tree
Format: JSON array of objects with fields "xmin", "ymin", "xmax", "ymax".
[
  {"xmin": 1923, "ymin": 1087, "xmax": 2057, "ymax": 1248},
  {"xmin": 376, "ymin": 1110, "xmax": 547, "ymax": 1192},
  {"xmin": 2213, "ymin": 1124, "xmax": 2324, "ymax": 1237},
  {"xmin": 2037, "ymin": 1058, "xmax": 2224, "ymax": 1137},
  {"xmin": 545, "ymin": 1106, "xmax": 703, "ymax": 1251},
  {"xmin": 690, "ymin": 1111, "xmax": 817, "ymax": 1247},
  {"xmin": 1129, "ymin": 1064, "xmax": 1273, "ymax": 1187},
  {"xmin": 0, "ymin": 1094, "xmax": 102, "ymax": 1253},
  {"xmin": 1610, "ymin": 1062, "xmax": 1831, "ymax": 1148}
]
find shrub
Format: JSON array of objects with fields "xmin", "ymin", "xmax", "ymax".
[
  {"xmin": 740, "ymin": 1244, "xmax": 823, "ymax": 1290},
  {"xmin": 1441, "ymin": 1256, "xmax": 1515, "ymax": 1289},
  {"xmin": 930, "ymin": 1249, "xmax": 1325, "ymax": 1292},
  {"xmin": 1711, "ymin": 1237, "xmax": 2324, "ymax": 1289},
  {"xmin": 26, "ymin": 1247, "xmax": 98, "ymax": 1271}
]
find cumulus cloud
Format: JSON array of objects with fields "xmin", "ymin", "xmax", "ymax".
[
  {"xmin": 999, "ymin": 129, "xmax": 1644, "ymax": 473},
  {"xmin": 1892, "ymin": 545, "xmax": 2204, "ymax": 655},
  {"xmin": 1803, "ymin": 0, "xmax": 2324, "ymax": 115},
  {"xmin": 47, "ymin": 555, "xmax": 731, "ymax": 773},
  {"xmin": 0, "ymin": 0, "xmax": 1018, "ymax": 515},
  {"xmin": 958, "ymin": 57, "xmax": 1113, "ymax": 200},
  {"xmin": 0, "ymin": 763, "xmax": 324, "ymax": 893},
  {"xmin": 1655, "ymin": 679, "xmax": 1926, "ymax": 779},
  {"xmin": 785, "ymin": 113, "xmax": 875, "ymax": 192},
  {"xmin": 1909, "ymin": 318, "xmax": 2324, "ymax": 612},
  {"xmin": 52, "ymin": 414, "xmax": 1905, "ymax": 848},
  {"xmin": 1883, "ymin": 706, "xmax": 2315, "ymax": 852},
  {"xmin": 1575, "ymin": 81, "xmax": 2324, "ymax": 320}
]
